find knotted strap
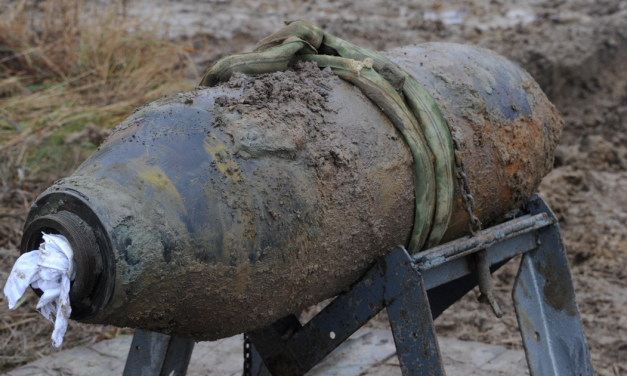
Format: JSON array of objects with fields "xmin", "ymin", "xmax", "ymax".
[{"xmin": 200, "ymin": 20, "xmax": 455, "ymax": 253}]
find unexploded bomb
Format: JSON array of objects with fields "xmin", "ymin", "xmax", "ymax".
[{"xmin": 15, "ymin": 37, "xmax": 561, "ymax": 341}]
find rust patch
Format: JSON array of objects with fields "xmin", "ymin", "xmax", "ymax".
[
  {"xmin": 505, "ymin": 160, "xmax": 520, "ymax": 175},
  {"xmin": 534, "ymin": 253, "xmax": 578, "ymax": 317},
  {"xmin": 387, "ymin": 44, "xmax": 563, "ymax": 240}
]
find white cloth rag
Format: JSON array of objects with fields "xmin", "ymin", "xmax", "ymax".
[{"xmin": 3, "ymin": 233, "xmax": 75, "ymax": 347}]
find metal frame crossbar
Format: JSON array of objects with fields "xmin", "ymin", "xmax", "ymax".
[{"xmin": 123, "ymin": 195, "xmax": 593, "ymax": 376}]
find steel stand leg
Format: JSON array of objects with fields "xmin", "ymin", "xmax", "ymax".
[
  {"xmin": 250, "ymin": 344, "xmax": 271, "ymax": 376},
  {"xmin": 247, "ymin": 247, "xmax": 445, "ymax": 376},
  {"xmin": 512, "ymin": 199, "xmax": 593, "ymax": 376},
  {"xmin": 123, "ymin": 329, "xmax": 195, "ymax": 376},
  {"xmin": 387, "ymin": 271, "xmax": 444, "ymax": 376}
]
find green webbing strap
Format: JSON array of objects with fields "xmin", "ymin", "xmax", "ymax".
[{"xmin": 199, "ymin": 20, "xmax": 455, "ymax": 253}]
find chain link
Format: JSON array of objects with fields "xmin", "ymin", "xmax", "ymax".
[
  {"xmin": 242, "ymin": 333, "xmax": 252, "ymax": 376},
  {"xmin": 452, "ymin": 137, "xmax": 482, "ymax": 236}
]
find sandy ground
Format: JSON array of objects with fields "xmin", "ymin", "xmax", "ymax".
[{"xmin": 1, "ymin": 0, "xmax": 626, "ymax": 374}]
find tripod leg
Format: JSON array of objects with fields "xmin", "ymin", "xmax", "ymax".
[
  {"xmin": 512, "ymin": 222, "xmax": 593, "ymax": 376},
  {"xmin": 123, "ymin": 329, "xmax": 195, "ymax": 376}
]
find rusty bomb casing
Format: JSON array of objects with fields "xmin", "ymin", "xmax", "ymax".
[{"xmin": 20, "ymin": 43, "xmax": 562, "ymax": 340}]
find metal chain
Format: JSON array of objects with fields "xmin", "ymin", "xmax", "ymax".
[
  {"xmin": 451, "ymin": 138, "xmax": 504, "ymax": 317},
  {"xmin": 242, "ymin": 333, "xmax": 252, "ymax": 376},
  {"xmin": 452, "ymin": 137, "xmax": 482, "ymax": 236}
]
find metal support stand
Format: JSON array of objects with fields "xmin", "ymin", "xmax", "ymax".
[{"xmin": 123, "ymin": 195, "xmax": 593, "ymax": 376}]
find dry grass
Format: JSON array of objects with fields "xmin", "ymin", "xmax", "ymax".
[
  {"xmin": 0, "ymin": 0, "xmax": 203, "ymax": 371},
  {"xmin": 0, "ymin": 0, "xmax": 200, "ymax": 180}
]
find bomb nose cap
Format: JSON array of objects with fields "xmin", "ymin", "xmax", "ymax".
[{"xmin": 21, "ymin": 211, "xmax": 101, "ymax": 305}]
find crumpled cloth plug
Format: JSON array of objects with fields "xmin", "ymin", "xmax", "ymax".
[{"xmin": 3, "ymin": 233, "xmax": 75, "ymax": 347}]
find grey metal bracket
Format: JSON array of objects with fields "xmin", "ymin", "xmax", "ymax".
[
  {"xmin": 512, "ymin": 198, "xmax": 594, "ymax": 376},
  {"xmin": 122, "ymin": 195, "xmax": 593, "ymax": 376},
  {"xmin": 123, "ymin": 329, "xmax": 195, "ymax": 376}
]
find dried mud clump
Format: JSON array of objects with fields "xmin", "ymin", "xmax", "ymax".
[{"xmin": 218, "ymin": 62, "xmax": 334, "ymax": 111}]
